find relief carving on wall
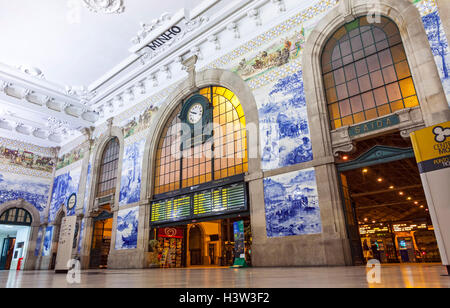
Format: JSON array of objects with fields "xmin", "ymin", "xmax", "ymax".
[{"xmin": 82, "ymin": 0, "xmax": 125, "ymax": 14}]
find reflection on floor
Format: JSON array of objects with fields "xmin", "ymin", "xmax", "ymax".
[{"xmin": 0, "ymin": 264, "xmax": 448, "ymax": 288}]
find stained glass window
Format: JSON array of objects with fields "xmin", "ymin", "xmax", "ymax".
[
  {"xmin": 322, "ymin": 16, "xmax": 419, "ymax": 130},
  {"xmin": 154, "ymin": 86, "xmax": 248, "ymax": 195},
  {"xmin": 97, "ymin": 138, "xmax": 120, "ymax": 198}
]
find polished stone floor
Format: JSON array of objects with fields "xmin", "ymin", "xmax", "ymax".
[{"xmin": 0, "ymin": 264, "xmax": 448, "ymax": 288}]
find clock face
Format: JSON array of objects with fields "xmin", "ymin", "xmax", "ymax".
[{"xmin": 188, "ymin": 103, "xmax": 203, "ymax": 124}]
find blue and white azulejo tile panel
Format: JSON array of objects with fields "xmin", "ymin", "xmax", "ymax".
[
  {"xmin": 34, "ymin": 227, "xmax": 44, "ymax": 257},
  {"xmin": 264, "ymin": 168, "xmax": 322, "ymax": 238},
  {"xmin": 119, "ymin": 139, "xmax": 145, "ymax": 207},
  {"xmin": 256, "ymin": 70, "xmax": 313, "ymax": 171},
  {"xmin": 42, "ymin": 226, "xmax": 53, "ymax": 256},
  {"xmin": 115, "ymin": 206, "xmax": 139, "ymax": 250},
  {"xmin": 49, "ymin": 167, "xmax": 81, "ymax": 222},
  {"xmin": 421, "ymin": 9, "xmax": 450, "ymax": 105},
  {"xmin": 0, "ymin": 171, "xmax": 51, "ymax": 222}
]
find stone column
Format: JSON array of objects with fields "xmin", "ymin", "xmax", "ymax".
[{"xmin": 437, "ymin": 0, "xmax": 450, "ymax": 45}]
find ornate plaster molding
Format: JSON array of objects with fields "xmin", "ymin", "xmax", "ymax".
[{"xmin": 82, "ymin": 0, "xmax": 125, "ymax": 14}]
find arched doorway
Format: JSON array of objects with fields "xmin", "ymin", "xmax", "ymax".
[
  {"xmin": 318, "ymin": 15, "xmax": 443, "ymax": 266},
  {"xmin": 89, "ymin": 137, "xmax": 119, "ymax": 269},
  {"xmin": 189, "ymin": 225, "xmax": 203, "ymax": 266},
  {"xmin": 148, "ymin": 85, "xmax": 253, "ymax": 268},
  {"xmin": 0, "ymin": 208, "xmax": 32, "ymax": 270}
]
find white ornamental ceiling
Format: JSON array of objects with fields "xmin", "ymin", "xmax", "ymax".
[{"xmin": 0, "ymin": 0, "xmax": 206, "ymax": 147}]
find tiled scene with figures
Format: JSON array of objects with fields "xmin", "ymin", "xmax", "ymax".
[
  {"xmin": 264, "ymin": 168, "xmax": 321, "ymax": 237},
  {"xmin": 0, "ymin": 0, "xmax": 450, "ymax": 289}
]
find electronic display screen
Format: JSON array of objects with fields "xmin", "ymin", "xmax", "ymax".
[{"xmin": 151, "ymin": 183, "xmax": 246, "ymax": 225}]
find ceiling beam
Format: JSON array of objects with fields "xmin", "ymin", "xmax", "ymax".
[
  {"xmin": 355, "ymin": 200, "xmax": 426, "ymax": 211},
  {"xmin": 351, "ymin": 184, "xmax": 423, "ymax": 198}
]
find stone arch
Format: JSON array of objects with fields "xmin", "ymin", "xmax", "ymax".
[
  {"xmin": 302, "ymin": 0, "xmax": 450, "ymax": 160},
  {"xmin": 186, "ymin": 223, "xmax": 206, "ymax": 266},
  {"xmin": 0, "ymin": 199, "xmax": 42, "ymax": 270},
  {"xmin": 88, "ymin": 126, "xmax": 125, "ymax": 214},
  {"xmin": 0, "ymin": 199, "xmax": 41, "ymax": 227},
  {"xmin": 141, "ymin": 68, "xmax": 261, "ymax": 200}
]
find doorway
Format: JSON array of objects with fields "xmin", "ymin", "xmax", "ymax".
[
  {"xmin": 0, "ymin": 237, "xmax": 15, "ymax": 270},
  {"xmin": 339, "ymin": 156, "xmax": 441, "ymax": 265},
  {"xmin": 149, "ymin": 216, "xmax": 252, "ymax": 269},
  {"xmin": 0, "ymin": 208, "xmax": 32, "ymax": 270},
  {"xmin": 89, "ymin": 211, "xmax": 113, "ymax": 269},
  {"xmin": 189, "ymin": 225, "xmax": 203, "ymax": 266}
]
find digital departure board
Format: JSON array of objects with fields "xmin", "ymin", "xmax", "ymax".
[{"xmin": 151, "ymin": 183, "xmax": 247, "ymax": 225}]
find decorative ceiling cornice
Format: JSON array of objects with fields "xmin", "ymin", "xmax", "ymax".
[{"xmin": 82, "ymin": 0, "xmax": 125, "ymax": 14}]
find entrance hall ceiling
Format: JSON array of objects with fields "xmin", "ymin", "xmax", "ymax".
[
  {"xmin": 0, "ymin": 0, "xmax": 204, "ymax": 86},
  {"xmin": 0, "ymin": 0, "xmax": 206, "ymax": 147},
  {"xmin": 0, "ymin": 0, "xmax": 317, "ymax": 148}
]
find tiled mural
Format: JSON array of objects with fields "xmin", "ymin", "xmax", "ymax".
[
  {"xmin": 42, "ymin": 226, "xmax": 53, "ymax": 256},
  {"xmin": 256, "ymin": 70, "xmax": 313, "ymax": 171},
  {"xmin": 119, "ymin": 139, "xmax": 145, "ymax": 207},
  {"xmin": 420, "ymin": 6, "xmax": 450, "ymax": 104},
  {"xmin": 34, "ymin": 227, "xmax": 44, "ymax": 256},
  {"xmin": 0, "ymin": 171, "xmax": 51, "ymax": 222},
  {"xmin": 264, "ymin": 168, "xmax": 321, "ymax": 238},
  {"xmin": 56, "ymin": 145, "xmax": 86, "ymax": 170},
  {"xmin": 115, "ymin": 207, "xmax": 139, "ymax": 250},
  {"xmin": 0, "ymin": 146, "xmax": 54, "ymax": 173},
  {"xmin": 233, "ymin": 27, "xmax": 306, "ymax": 82},
  {"xmin": 49, "ymin": 167, "xmax": 81, "ymax": 222}
]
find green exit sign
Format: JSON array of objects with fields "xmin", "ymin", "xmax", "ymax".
[{"xmin": 349, "ymin": 114, "xmax": 400, "ymax": 137}]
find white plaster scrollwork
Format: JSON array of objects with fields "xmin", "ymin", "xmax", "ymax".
[
  {"xmin": 82, "ymin": 0, "xmax": 125, "ymax": 14},
  {"xmin": 131, "ymin": 13, "xmax": 173, "ymax": 45},
  {"xmin": 150, "ymin": 73, "xmax": 159, "ymax": 87},
  {"xmin": 22, "ymin": 89, "xmax": 33, "ymax": 101},
  {"xmin": 271, "ymin": 0, "xmax": 286, "ymax": 13},
  {"xmin": 97, "ymin": 106, "xmax": 105, "ymax": 118},
  {"xmin": 17, "ymin": 66, "xmax": 45, "ymax": 79},
  {"xmin": 191, "ymin": 46, "xmax": 203, "ymax": 61},
  {"xmin": 208, "ymin": 35, "xmax": 221, "ymax": 51},
  {"xmin": 227, "ymin": 22, "xmax": 240, "ymax": 39},
  {"xmin": 247, "ymin": 9, "xmax": 262, "ymax": 27},
  {"xmin": 107, "ymin": 101, "xmax": 115, "ymax": 113},
  {"xmin": 117, "ymin": 94, "xmax": 126, "ymax": 106},
  {"xmin": 0, "ymin": 81, "xmax": 12, "ymax": 92},
  {"xmin": 136, "ymin": 15, "xmax": 209, "ymax": 63},
  {"xmin": 162, "ymin": 65, "xmax": 172, "ymax": 80},
  {"xmin": 135, "ymin": 80, "xmax": 146, "ymax": 94}
]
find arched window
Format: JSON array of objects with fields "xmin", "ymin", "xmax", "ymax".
[
  {"xmin": 154, "ymin": 86, "xmax": 248, "ymax": 195},
  {"xmin": 97, "ymin": 137, "xmax": 120, "ymax": 198},
  {"xmin": 0, "ymin": 208, "xmax": 32, "ymax": 226},
  {"xmin": 322, "ymin": 16, "xmax": 419, "ymax": 130}
]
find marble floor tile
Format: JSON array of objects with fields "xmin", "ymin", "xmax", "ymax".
[{"xmin": 0, "ymin": 264, "xmax": 448, "ymax": 288}]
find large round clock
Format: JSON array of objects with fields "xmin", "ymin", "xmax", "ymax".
[{"xmin": 187, "ymin": 103, "xmax": 204, "ymax": 125}]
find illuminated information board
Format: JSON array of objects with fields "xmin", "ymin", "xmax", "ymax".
[{"xmin": 151, "ymin": 183, "xmax": 247, "ymax": 225}]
